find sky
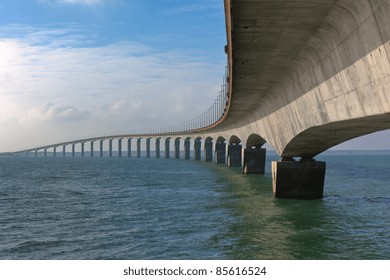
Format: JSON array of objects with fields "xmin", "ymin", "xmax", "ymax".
[
  {"xmin": 0, "ymin": 0, "xmax": 226, "ymax": 151},
  {"xmin": 0, "ymin": 0, "xmax": 389, "ymax": 152}
]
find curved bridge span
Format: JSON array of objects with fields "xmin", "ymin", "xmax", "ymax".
[{"xmin": 9, "ymin": 0, "xmax": 390, "ymax": 199}]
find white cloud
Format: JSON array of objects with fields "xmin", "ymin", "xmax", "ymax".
[
  {"xmin": 0, "ymin": 26, "xmax": 225, "ymax": 151},
  {"xmin": 26, "ymin": 102, "xmax": 91, "ymax": 123}
]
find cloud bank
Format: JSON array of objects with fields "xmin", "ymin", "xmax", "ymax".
[{"xmin": 0, "ymin": 25, "xmax": 225, "ymax": 151}]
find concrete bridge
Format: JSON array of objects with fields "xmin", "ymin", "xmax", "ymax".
[{"xmin": 7, "ymin": 0, "xmax": 390, "ymax": 199}]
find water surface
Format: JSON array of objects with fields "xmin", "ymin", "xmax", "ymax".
[{"xmin": 0, "ymin": 151, "xmax": 389, "ymax": 259}]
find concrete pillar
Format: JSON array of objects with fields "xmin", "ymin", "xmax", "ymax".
[
  {"xmin": 72, "ymin": 144, "xmax": 75, "ymax": 157},
  {"xmin": 184, "ymin": 139, "xmax": 190, "ymax": 160},
  {"xmin": 272, "ymin": 158, "xmax": 326, "ymax": 199},
  {"xmin": 118, "ymin": 139, "xmax": 122, "ymax": 157},
  {"xmin": 81, "ymin": 143, "xmax": 85, "ymax": 157},
  {"xmin": 137, "ymin": 138, "xmax": 141, "ymax": 158},
  {"xmin": 100, "ymin": 140, "xmax": 104, "ymax": 157},
  {"xmin": 109, "ymin": 139, "xmax": 113, "ymax": 157},
  {"xmin": 215, "ymin": 142, "xmax": 226, "ymax": 164},
  {"xmin": 127, "ymin": 138, "xmax": 132, "ymax": 158},
  {"xmin": 175, "ymin": 138, "xmax": 180, "ymax": 159},
  {"xmin": 146, "ymin": 138, "xmax": 151, "ymax": 158},
  {"xmin": 156, "ymin": 139, "xmax": 160, "ymax": 158},
  {"xmin": 243, "ymin": 147, "xmax": 266, "ymax": 174},
  {"xmin": 53, "ymin": 147, "xmax": 57, "ymax": 157},
  {"xmin": 165, "ymin": 138, "xmax": 170, "ymax": 159},
  {"xmin": 194, "ymin": 139, "xmax": 201, "ymax": 160},
  {"xmin": 90, "ymin": 142, "xmax": 94, "ymax": 157},
  {"xmin": 44, "ymin": 149, "xmax": 47, "ymax": 157},
  {"xmin": 35, "ymin": 150, "xmax": 38, "ymax": 157},
  {"xmin": 228, "ymin": 144, "xmax": 242, "ymax": 167},
  {"xmin": 63, "ymin": 145, "xmax": 66, "ymax": 157},
  {"xmin": 204, "ymin": 140, "xmax": 213, "ymax": 162}
]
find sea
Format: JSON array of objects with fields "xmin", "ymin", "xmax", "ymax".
[{"xmin": 0, "ymin": 150, "xmax": 389, "ymax": 260}]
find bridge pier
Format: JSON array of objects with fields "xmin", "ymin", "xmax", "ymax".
[
  {"xmin": 215, "ymin": 142, "xmax": 226, "ymax": 164},
  {"xmin": 146, "ymin": 138, "xmax": 151, "ymax": 158},
  {"xmin": 100, "ymin": 140, "xmax": 104, "ymax": 157},
  {"xmin": 35, "ymin": 150, "xmax": 38, "ymax": 157},
  {"xmin": 109, "ymin": 139, "xmax": 113, "ymax": 157},
  {"xmin": 44, "ymin": 149, "xmax": 47, "ymax": 157},
  {"xmin": 228, "ymin": 144, "xmax": 242, "ymax": 167},
  {"xmin": 127, "ymin": 138, "xmax": 132, "ymax": 157},
  {"xmin": 184, "ymin": 139, "xmax": 190, "ymax": 160},
  {"xmin": 272, "ymin": 158, "xmax": 326, "ymax": 199},
  {"xmin": 90, "ymin": 142, "xmax": 94, "ymax": 157},
  {"xmin": 81, "ymin": 142, "xmax": 85, "ymax": 157},
  {"xmin": 243, "ymin": 147, "xmax": 266, "ymax": 174},
  {"xmin": 63, "ymin": 145, "xmax": 66, "ymax": 157},
  {"xmin": 72, "ymin": 144, "xmax": 75, "ymax": 157},
  {"xmin": 194, "ymin": 139, "xmax": 201, "ymax": 160},
  {"xmin": 174, "ymin": 138, "xmax": 180, "ymax": 159},
  {"xmin": 118, "ymin": 139, "xmax": 122, "ymax": 157},
  {"xmin": 156, "ymin": 139, "xmax": 160, "ymax": 158},
  {"xmin": 137, "ymin": 138, "xmax": 141, "ymax": 158},
  {"xmin": 165, "ymin": 138, "xmax": 170, "ymax": 159},
  {"xmin": 53, "ymin": 147, "xmax": 57, "ymax": 157},
  {"xmin": 204, "ymin": 140, "xmax": 213, "ymax": 162}
]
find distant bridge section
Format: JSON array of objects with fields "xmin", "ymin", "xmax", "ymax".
[{"xmin": 5, "ymin": 0, "xmax": 390, "ymax": 199}]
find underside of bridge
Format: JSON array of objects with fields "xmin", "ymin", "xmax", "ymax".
[
  {"xmin": 221, "ymin": 0, "xmax": 390, "ymax": 153},
  {"xmin": 217, "ymin": 0, "xmax": 390, "ymax": 198},
  {"xmin": 225, "ymin": 0, "xmax": 337, "ymax": 125}
]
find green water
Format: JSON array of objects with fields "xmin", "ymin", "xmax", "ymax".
[{"xmin": 0, "ymin": 151, "xmax": 389, "ymax": 259}]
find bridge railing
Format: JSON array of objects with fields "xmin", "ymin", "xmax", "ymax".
[{"xmin": 10, "ymin": 65, "xmax": 230, "ymax": 154}]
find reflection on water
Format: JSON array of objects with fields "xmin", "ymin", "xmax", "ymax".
[
  {"xmin": 0, "ymin": 152, "xmax": 389, "ymax": 259},
  {"xmin": 206, "ymin": 152, "xmax": 389, "ymax": 259}
]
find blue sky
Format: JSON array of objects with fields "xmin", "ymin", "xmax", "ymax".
[
  {"xmin": 0, "ymin": 0, "xmax": 226, "ymax": 151},
  {"xmin": 0, "ymin": 0, "xmax": 389, "ymax": 152}
]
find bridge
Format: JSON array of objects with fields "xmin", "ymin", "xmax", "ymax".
[{"xmin": 5, "ymin": 0, "xmax": 390, "ymax": 199}]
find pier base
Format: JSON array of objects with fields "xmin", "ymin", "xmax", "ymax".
[
  {"xmin": 272, "ymin": 159, "xmax": 325, "ymax": 199},
  {"xmin": 215, "ymin": 142, "xmax": 226, "ymax": 164},
  {"xmin": 184, "ymin": 139, "xmax": 190, "ymax": 160},
  {"xmin": 90, "ymin": 142, "xmax": 94, "ymax": 157},
  {"xmin": 165, "ymin": 139, "xmax": 170, "ymax": 159},
  {"xmin": 228, "ymin": 144, "xmax": 242, "ymax": 167},
  {"xmin": 175, "ymin": 139, "xmax": 180, "ymax": 159},
  {"xmin": 127, "ymin": 139, "xmax": 131, "ymax": 158},
  {"xmin": 137, "ymin": 139, "xmax": 141, "ymax": 158},
  {"xmin": 156, "ymin": 139, "xmax": 160, "ymax": 158},
  {"xmin": 109, "ymin": 140, "xmax": 113, "ymax": 157},
  {"xmin": 204, "ymin": 141, "xmax": 213, "ymax": 162},
  {"xmin": 118, "ymin": 139, "xmax": 122, "ymax": 157},
  {"xmin": 146, "ymin": 139, "xmax": 151, "ymax": 158},
  {"xmin": 194, "ymin": 139, "xmax": 201, "ymax": 160},
  {"xmin": 243, "ymin": 147, "xmax": 266, "ymax": 174}
]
